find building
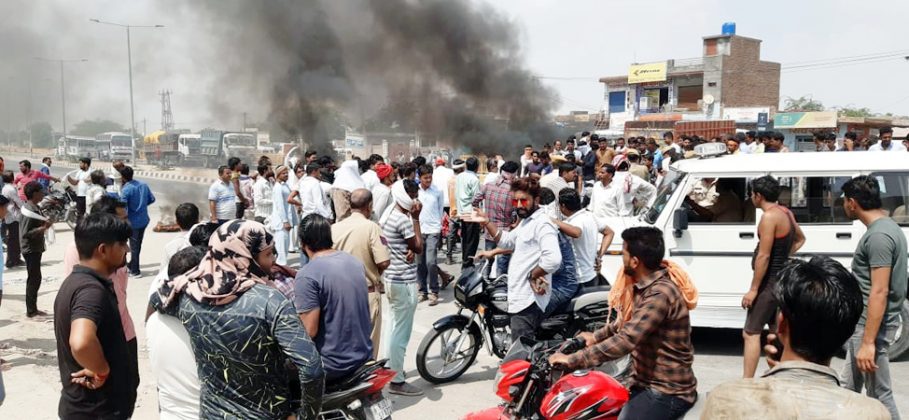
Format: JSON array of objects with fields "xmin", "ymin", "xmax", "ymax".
[
  {"xmin": 599, "ymin": 26, "xmax": 780, "ymax": 131},
  {"xmin": 772, "ymin": 112, "xmax": 909, "ymax": 151}
]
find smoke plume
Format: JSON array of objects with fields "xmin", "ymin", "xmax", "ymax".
[{"xmin": 183, "ymin": 0, "xmax": 558, "ymax": 156}]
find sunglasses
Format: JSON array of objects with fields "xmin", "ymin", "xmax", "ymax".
[{"xmin": 511, "ymin": 198, "xmax": 531, "ymax": 207}]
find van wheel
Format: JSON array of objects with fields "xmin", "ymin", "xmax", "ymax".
[{"xmin": 889, "ymin": 301, "xmax": 909, "ymax": 361}]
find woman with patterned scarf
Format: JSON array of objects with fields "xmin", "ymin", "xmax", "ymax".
[{"xmin": 152, "ymin": 219, "xmax": 325, "ymax": 419}]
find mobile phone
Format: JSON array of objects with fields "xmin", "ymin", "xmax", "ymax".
[{"xmin": 768, "ymin": 335, "xmax": 784, "ymax": 361}]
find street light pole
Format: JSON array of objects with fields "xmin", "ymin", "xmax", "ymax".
[
  {"xmin": 90, "ymin": 19, "xmax": 164, "ymax": 163},
  {"xmin": 33, "ymin": 57, "xmax": 86, "ymax": 156}
]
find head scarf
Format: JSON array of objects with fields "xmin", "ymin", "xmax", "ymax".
[
  {"xmin": 375, "ymin": 163, "xmax": 394, "ymax": 180},
  {"xmin": 379, "ymin": 179, "xmax": 414, "ymax": 226},
  {"xmin": 333, "ymin": 159, "xmax": 365, "ymax": 192},
  {"xmin": 158, "ymin": 220, "xmax": 275, "ymax": 307}
]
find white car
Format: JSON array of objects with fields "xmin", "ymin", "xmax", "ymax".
[{"xmin": 598, "ymin": 147, "xmax": 909, "ymax": 360}]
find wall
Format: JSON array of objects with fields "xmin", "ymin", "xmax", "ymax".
[{"xmin": 720, "ymin": 37, "xmax": 781, "ymax": 113}]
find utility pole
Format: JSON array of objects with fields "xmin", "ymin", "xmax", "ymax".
[
  {"xmin": 33, "ymin": 57, "xmax": 87, "ymax": 154},
  {"xmin": 90, "ymin": 18, "xmax": 164, "ymax": 163}
]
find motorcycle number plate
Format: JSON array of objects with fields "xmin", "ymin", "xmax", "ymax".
[{"xmin": 369, "ymin": 397, "xmax": 393, "ymax": 419}]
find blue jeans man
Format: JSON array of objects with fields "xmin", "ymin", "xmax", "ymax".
[
  {"xmin": 417, "ymin": 233, "xmax": 441, "ymax": 300},
  {"xmin": 546, "ymin": 232, "xmax": 578, "ymax": 316}
]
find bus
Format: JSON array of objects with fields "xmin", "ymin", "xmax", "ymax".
[{"xmin": 97, "ymin": 132, "xmax": 133, "ymax": 162}]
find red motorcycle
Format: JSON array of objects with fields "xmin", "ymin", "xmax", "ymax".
[{"xmin": 463, "ymin": 337, "xmax": 628, "ymax": 420}]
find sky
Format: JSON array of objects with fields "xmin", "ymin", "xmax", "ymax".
[{"xmin": 1, "ymin": 0, "xmax": 907, "ymax": 136}]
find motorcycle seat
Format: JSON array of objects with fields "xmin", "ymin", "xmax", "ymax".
[
  {"xmin": 325, "ymin": 358, "xmax": 387, "ymax": 394},
  {"xmin": 568, "ymin": 290, "xmax": 611, "ymax": 313}
]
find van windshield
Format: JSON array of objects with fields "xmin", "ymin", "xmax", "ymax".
[{"xmin": 644, "ymin": 169, "xmax": 685, "ymax": 224}]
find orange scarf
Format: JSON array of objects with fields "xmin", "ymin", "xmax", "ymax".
[{"xmin": 607, "ymin": 260, "xmax": 699, "ymax": 323}]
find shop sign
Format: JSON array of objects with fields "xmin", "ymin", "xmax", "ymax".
[
  {"xmin": 773, "ymin": 111, "xmax": 837, "ymax": 129},
  {"xmin": 628, "ymin": 61, "xmax": 667, "ymax": 84}
]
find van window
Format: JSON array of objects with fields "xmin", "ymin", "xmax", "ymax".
[
  {"xmin": 644, "ymin": 169, "xmax": 685, "ymax": 224},
  {"xmin": 686, "ymin": 177, "xmax": 755, "ymax": 224},
  {"xmin": 776, "ymin": 176, "xmax": 852, "ymax": 224},
  {"xmin": 869, "ymin": 172, "xmax": 909, "ymax": 226}
]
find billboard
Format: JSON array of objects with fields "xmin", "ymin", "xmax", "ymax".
[
  {"xmin": 722, "ymin": 107, "xmax": 771, "ymax": 123},
  {"xmin": 773, "ymin": 112, "xmax": 837, "ymax": 129},
  {"xmin": 628, "ymin": 61, "xmax": 668, "ymax": 84}
]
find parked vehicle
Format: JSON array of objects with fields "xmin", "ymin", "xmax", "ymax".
[
  {"xmin": 144, "ymin": 130, "xmax": 185, "ymax": 168},
  {"xmin": 194, "ymin": 129, "xmax": 258, "ymax": 168},
  {"xmin": 57, "ymin": 135, "xmax": 101, "ymax": 162},
  {"xmin": 463, "ymin": 337, "xmax": 629, "ymax": 420},
  {"xmin": 39, "ymin": 182, "xmax": 78, "ymax": 229},
  {"xmin": 177, "ymin": 133, "xmax": 204, "ymax": 166},
  {"xmin": 415, "ymin": 260, "xmax": 629, "ymax": 384},
  {"xmin": 598, "ymin": 144, "xmax": 909, "ymax": 359},
  {"xmin": 315, "ymin": 359, "xmax": 395, "ymax": 420},
  {"xmin": 97, "ymin": 132, "xmax": 134, "ymax": 162}
]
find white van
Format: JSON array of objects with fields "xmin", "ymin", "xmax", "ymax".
[{"xmin": 598, "ymin": 148, "xmax": 909, "ymax": 359}]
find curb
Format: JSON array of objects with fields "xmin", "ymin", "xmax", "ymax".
[{"xmin": 6, "ymin": 154, "xmax": 217, "ymax": 186}]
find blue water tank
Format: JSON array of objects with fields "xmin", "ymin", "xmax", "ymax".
[{"xmin": 722, "ymin": 22, "xmax": 736, "ymax": 35}]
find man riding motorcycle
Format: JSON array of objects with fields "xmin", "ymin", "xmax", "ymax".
[{"xmin": 549, "ymin": 227, "xmax": 698, "ymax": 420}]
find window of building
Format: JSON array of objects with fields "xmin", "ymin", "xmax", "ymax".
[
  {"xmin": 608, "ymin": 91, "xmax": 626, "ymax": 114},
  {"xmin": 677, "ymin": 85, "xmax": 703, "ymax": 110},
  {"xmin": 686, "ymin": 177, "xmax": 756, "ymax": 224},
  {"xmin": 641, "ymin": 87, "xmax": 669, "ymax": 113},
  {"xmin": 705, "ymin": 39, "xmax": 718, "ymax": 56}
]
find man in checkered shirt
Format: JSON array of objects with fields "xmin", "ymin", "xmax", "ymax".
[
  {"xmin": 472, "ymin": 160, "xmax": 519, "ymax": 277},
  {"xmin": 550, "ymin": 226, "xmax": 697, "ymax": 420}
]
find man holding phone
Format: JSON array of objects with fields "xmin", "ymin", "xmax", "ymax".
[
  {"xmin": 702, "ymin": 257, "xmax": 889, "ymax": 419},
  {"xmin": 475, "ymin": 177, "xmax": 561, "ymax": 343}
]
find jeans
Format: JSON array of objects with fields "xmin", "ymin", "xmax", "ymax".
[
  {"xmin": 461, "ymin": 222, "xmax": 481, "ymax": 269},
  {"xmin": 126, "ymin": 338, "xmax": 139, "ymax": 418},
  {"xmin": 385, "ymin": 281, "xmax": 418, "ymax": 383},
  {"xmin": 24, "ymin": 252, "xmax": 42, "ymax": 314},
  {"xmin": 235, "ymin": 202, "xmax": 247, "ymax": 220},
  {"xmin": 274, "ymin": 228, "xmax": 290, "ymax": 266},
  {"xmin": 546, "ymin": 233, "xmax": 579, "ymax": 316},
  {"xmin": 483, "ymin": 240, "xmax": 511, "ymax": 278},
  {"xmin": 510, "ymin": 303, "xmax": 544, "ymax": 343},
  {"xmin": 76, "ymin": 196, "xmax": 87, "ymax": 219},
  {"xmin": 128, "ymin": 226, "xmax": 147, "ymax": 275},
  {"xmin": 446, "ymin": 215, "xmax": 460, "ymax": 262},
  {"xmin": 618, "ymin": 387, "xmax": 694, "ymax": 420},
  {"xmin": 417, "ymin": 233, "xmax": 441, "ymax": 295},
  {"xmin": 3, "ymin": 221, "xmax": 21, "ymax": 266},
  {"xmin": 841, "ymin": 323, "xmax": 901, "ymax": 420}
]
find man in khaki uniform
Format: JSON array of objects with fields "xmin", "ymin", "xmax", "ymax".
[{"xmin": 332, "ymin": 188, "xmax": 391, "ymax": 357}]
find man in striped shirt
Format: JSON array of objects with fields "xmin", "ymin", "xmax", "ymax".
[{"xmin": 381, "ymin": 179, "xmax": 424, "ymax": 397}]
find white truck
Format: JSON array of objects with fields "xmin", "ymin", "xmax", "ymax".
[{"xmin": 598, "ymin": 146, "xmax": 909, "ymax": 359}]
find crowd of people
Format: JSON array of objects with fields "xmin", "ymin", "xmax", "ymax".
[{"xmin": 0, "ymin": 124, "xmax": 906, "ymax": 419}]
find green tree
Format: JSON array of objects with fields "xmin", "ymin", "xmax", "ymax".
[
  {"xmin": 29, "ymin": 121, "xmax": 55, "ymax": 148},
  {"xmin": 70, "ymin": 119, "xmax": 126, "ymax": 137},
  {"xmin": 838, "ymin": 107, "xmax": 874, "ymax": 118},
  {"xmin": 783, "ymin": 96, "xmax": 825, "ymax": 112}
]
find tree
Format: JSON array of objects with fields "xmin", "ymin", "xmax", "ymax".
[
  {"xmin": 783, "ymin": 96, "xmax": 825, "ymax": 112},
  {"xmin": 29, "ymin": 121, "xmax": 54, "ymax": 148},
  {"xmin": 70, "ymin": 119, "xmax": 126, "ymax": 137},
  {"xmin": 838, "ymin": 107, "xmax": 874, "ymax": 118}
]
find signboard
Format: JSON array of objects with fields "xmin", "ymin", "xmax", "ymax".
[
  {"xmin": 628, "ymin": 61, "xmax": 668, "ymax": 84},
  {"xmin": 757, "ymin": 112, "xmax": 769, "ymax": 130},
  {"xmin": 722, "ymin": 107, "xmax": 770, "ymax": 123},
  {"xmin": 346, "ymin": 135, "xmax": 365, "ymax": 148},
  {"xmin": 773, "ymin": 111, "xmax": 837, "ymax": 129},
  {"xmin": 608, "ymin": 112, "xmax": 630, "ymax": 130}
]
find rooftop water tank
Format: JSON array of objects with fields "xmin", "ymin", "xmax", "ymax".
[{"xmin": 722, "ymin": 22, "xmax": 736, "ymax": 35}]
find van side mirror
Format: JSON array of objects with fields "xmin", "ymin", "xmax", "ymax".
[{"xmin": 673, "ymin": 208, "xmax": 689, "ymax": 238}]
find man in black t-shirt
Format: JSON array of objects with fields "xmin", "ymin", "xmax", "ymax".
[{"xmin": 53, "ymin": 213, "xmax": 133, "ymax": 419}]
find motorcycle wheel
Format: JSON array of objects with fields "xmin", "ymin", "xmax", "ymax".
[
  {"xmin": 65, "ymin": 209, "xmax": 78, "ymax": 230},
  {"xmin": 416, "ymin": 323, "xmax": 481, "ymax": 384}
]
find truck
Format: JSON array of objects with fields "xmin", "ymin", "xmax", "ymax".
[
  {"xmin": 143, "ymin": 130, "xmax": 185, "ymax": 168},
  {"xmin": 623, "ymin": 120, "xmax": 736, "ymax": 140},
  {"xmin": 194, "ymin": 129, "xmax": 258, "ymax": 168},
  {"xmin": 57, "ymin": 135, "xmax": 101, "ymax": 162},
  {"xmin": 98, "ymin": 132, "xmax": 134, "ymax": 162},
  {"xmin": 177, "ymin": 133, "xmax": 204, "ymax": 166}
]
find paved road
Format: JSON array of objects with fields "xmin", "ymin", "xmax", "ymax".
[{"xmin": 0, "ymin": 172, "xmax": 906, "ymax": 419}]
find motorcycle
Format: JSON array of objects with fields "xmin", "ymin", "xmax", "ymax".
[
  {"xmin": 39, "ymin": 182, "xmax": 78, "ymax": 229},
  {"xmin": 463, "ymin": 337, "xmax": 629, "ymax": 420},
  {"xmin": 415, "ymin": 259, "xmax": 629, "ymax": 384},
  {"xmin": 317, "ymin": 359, "xmax": 396, "ymax": 420}
]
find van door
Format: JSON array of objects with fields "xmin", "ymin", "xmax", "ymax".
[
  {"xmin": 772, "ymin": 173, "xmax": 861, "ymax": 269},
  {"xmin": 668, "ymin": 174, "xmax": 762, "ymax": 329}
]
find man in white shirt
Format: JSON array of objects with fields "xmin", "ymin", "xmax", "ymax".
[
  {"xmin": 416, "ymin": 165, "xmax": 446, "ymax": 305},
  {"xmin": 252, "ymin": 164, "xmax": 274, "ymax": 224},
  {"xmin": 361, "ymin": 154, "xmax": 384, "ymax": 191},
  {"xmin": 371, "ymin": 163, "xmax": 395, "ymax": 222},
  {"xmin": 553, "ymin": 189, "xmax": 615, "ymax": 286},
  {"xmin": 208, "ymin": 166, "xmax": 237, "ymax": 224},
  {"xmin": 432, "ymin": 158, "xmax": 455, "ymax": 214},
  {"xmin": 476, "ymin": 177, "xmax": 561, "ymax": 342},
  {"xmin": 589, "ymin": 163, "xmax": 657, "ymax": 223},
  {"xmin": 65, "ymin": 157, "xmax": 92, "ymax": 219},
  {"xmin": 868, "ymin": 127, "xmax": 906, "ymax": 152},
  {"xmin": 294, "ymin": 163, "xmax": 332, "ymax": 220},
  {"xmin": 739, "ymin": 131, "xmax": 758, "ymax": 154},
  {"xmin": 519, "ymin": 145, "xmax": 533, "ymax": 177},
  {"xmin": 565, "ymin": 139, "xmax": 583, "ymax": 161},
  {"xmin": 540, "ymin": 161, "xmax": 577, "ymax": 194},
  {"xmin": 151, "ymin": 203, "xmax": 200, "ymax": 292},
  {"xmin": 483, "ymin": 158, "xmax": 500, "ymax": 185}
]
